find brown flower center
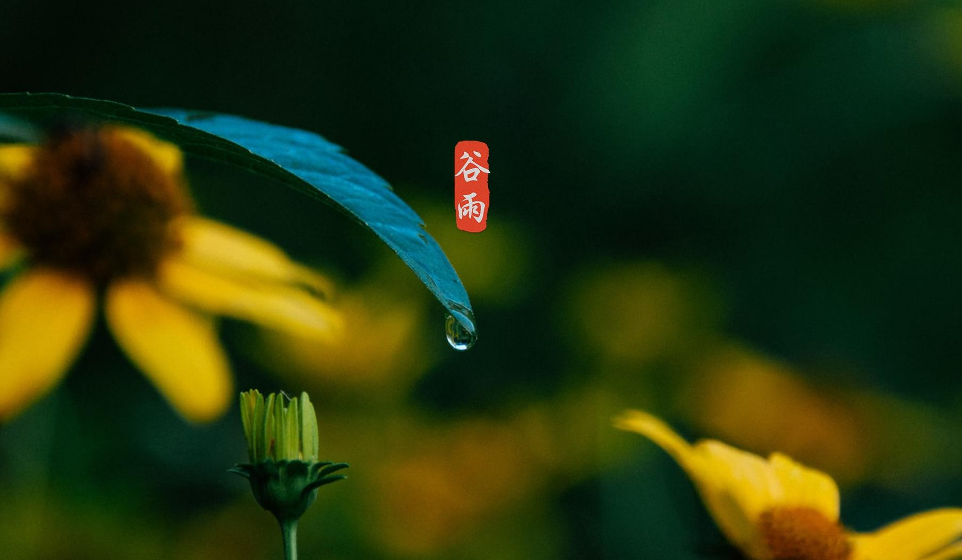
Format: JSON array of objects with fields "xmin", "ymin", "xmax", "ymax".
[
  {"xmin": 758, "ymin": 507, "xmax": 851, "ymax": 560},
  {"xmin": 2, "ymin": 127, "xmax": 190, "ymax": 283}
]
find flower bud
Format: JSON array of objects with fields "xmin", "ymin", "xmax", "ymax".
[{"xmin": 231, "ymin": 390, "xmax": 347, "ymax": 559}]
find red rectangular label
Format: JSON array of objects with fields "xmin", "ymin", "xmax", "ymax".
[{"xmin": 455, "ymin": 141, "xmax": 489, "ymax": 233}]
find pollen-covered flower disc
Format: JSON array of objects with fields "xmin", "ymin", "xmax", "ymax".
[
  {"xmin": 4, "ymin": 127, "xmax": 189, "ymax": 282},
  {"xmin": 614, "ymin": 410, "xmax": 962, "ymax": 560},
  {"xmin": 0, "ymin": 125, "xmax": 342, "ymax": 423}
]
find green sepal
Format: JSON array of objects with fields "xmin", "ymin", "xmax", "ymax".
[
  {"xmin": 301, "ymin": 475, "xmax": 347, "ymax": 497},
  {"xmin": 227, "ymin": 467, "xmax": 251, "ymax": 479},
  {"xmin": 231, "ymin": 459, "xmax": 349, "ymax": 524},
  {"xmin": 315, "ymin": 463, "xmax": 349, "ymax": 478}
]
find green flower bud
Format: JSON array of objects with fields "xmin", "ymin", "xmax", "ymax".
[
  {"xmin": 238, "ymin": 389, "xmax": 321, "ymax": 464},
  {"xmin": 231, "ymin": 390, "xmax": 347, "ymax": 560}
]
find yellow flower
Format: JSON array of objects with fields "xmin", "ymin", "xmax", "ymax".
[
  {"xmin": 0, "ymin": 125, "xmax": 341, "ymax": 423},
  {"xmin": 614, "ymin": 410, "xmax": 962, "ymax": 560}
]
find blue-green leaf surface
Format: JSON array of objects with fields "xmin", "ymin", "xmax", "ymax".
[
  {"xmin": 0, "ymin": 112, "xmax": 40, "ymax": 143},
  {"xmin": 0, "ymin": 92, "xmax": 474, "ymax": 339}
]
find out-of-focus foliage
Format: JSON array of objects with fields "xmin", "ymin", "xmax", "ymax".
[{"xmin": 4, "ymin": 0, "xmax": 962, "ymax": 558}]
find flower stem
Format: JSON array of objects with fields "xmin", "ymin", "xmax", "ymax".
[{"xmin": 280, "ymin": 519, "xmax": 298, "ymax": 560}]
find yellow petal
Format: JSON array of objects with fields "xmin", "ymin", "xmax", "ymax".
[
  {"xmin": 0, "ymin": 144, "xmax": 35, "ymax": 212},
  {"xmin": 694, "ymin": 440, "xmax": 782, "ymax": 558},
  {"xmin": 769, "ymin": 452, "xmax": 840, "ymax": 522},
  {"xmin": 173, "ymin": 216, "xmax": 333, "ymax": 295},
  {"xmin": 919, "ymin": 543, "xmax": 962, "ymax": 560},
  {"xmin": 852, "ymin": 508, "xmax": 962, "ymax": 560},
  {"xmin": 0, "ymin": 144, "xmax": 36, "ymax": 182},
  {"xmin": 105, "ymin": 279, "xmax": 232, "ymax": 422},
  {"xmin": 0, "ymin": 233, "xmax": 22, "ymax": 271},
  {"xmin": 614, "ymin": 410, "xmax": 702, "ymax": 471},
  {"xmin": 0, "ymin": 269, "xmax": 95, "ymax": 422},
  {"xmin": 614, "ymin": 410, "xmax": 774, "ymax": 558},
  {"xmin": 158, "ymin": 255, "xmax": 342, "ymax": 341},
  {"xmin": 106, "ymin": 126, "xmax": 183, "ymax": 177}
]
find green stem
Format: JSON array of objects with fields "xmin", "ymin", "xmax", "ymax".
[{"xmin": 280, "ymin": 519, "xmax": 298, "ymax": 560}]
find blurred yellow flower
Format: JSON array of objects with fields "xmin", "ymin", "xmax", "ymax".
[
  {"xmin": 253, "ymin": 266, "xmax": 431, "ymax": 397},
  {"xmin": 682, "ymin": 345, "xmax": 866, "ymax": 481},
  {"xmin": 419, "ymin": 202, "xmax": 534, "ymax": 305},
  {"xmin": 681, "ymin": 344, "xmax": 962, "ymax": 488},
  {"xmin": 563, "ymin": 262, "xmax": 720, "ymax": 366},
  {"xmin": 615, "ymin": 410, "xmax": 962, "ymax": 560},
  {"xmin": 0, "ymin": 126, "xmax": 340, "ymax": 422},
  {"xmin": 927, "ymin": 8, "xmax": 962, "ymax": 78},
  {"xmin": 369, "ymin": 412, "xmax": 556, "ymax": 556}
]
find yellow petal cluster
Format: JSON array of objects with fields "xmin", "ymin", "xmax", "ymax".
[{"xmin": 616, "ymin": 410, "xmax": 962, "ymax": 560}]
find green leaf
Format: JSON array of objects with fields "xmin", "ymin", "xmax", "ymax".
[
  {"xmin": 0, "ymin": 92, "xmax": 475, "ymax": 339},
  {"xmin": 0, "ymin": 112, "xmax": 40, "ymax": 143}
]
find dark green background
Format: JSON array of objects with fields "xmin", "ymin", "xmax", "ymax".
[{"xmin": 3, "ymin": 1, "xmax": 962, "ymax": 558}]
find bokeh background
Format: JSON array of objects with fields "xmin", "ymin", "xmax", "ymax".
[{"xmin": 3, "ymin": 0, "xmax": 962, "ymax": 558}]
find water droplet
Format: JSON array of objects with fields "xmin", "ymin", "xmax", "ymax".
[{"xmin": 444, "ymin": 307, "xmax": 477, "ymax": 351}]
